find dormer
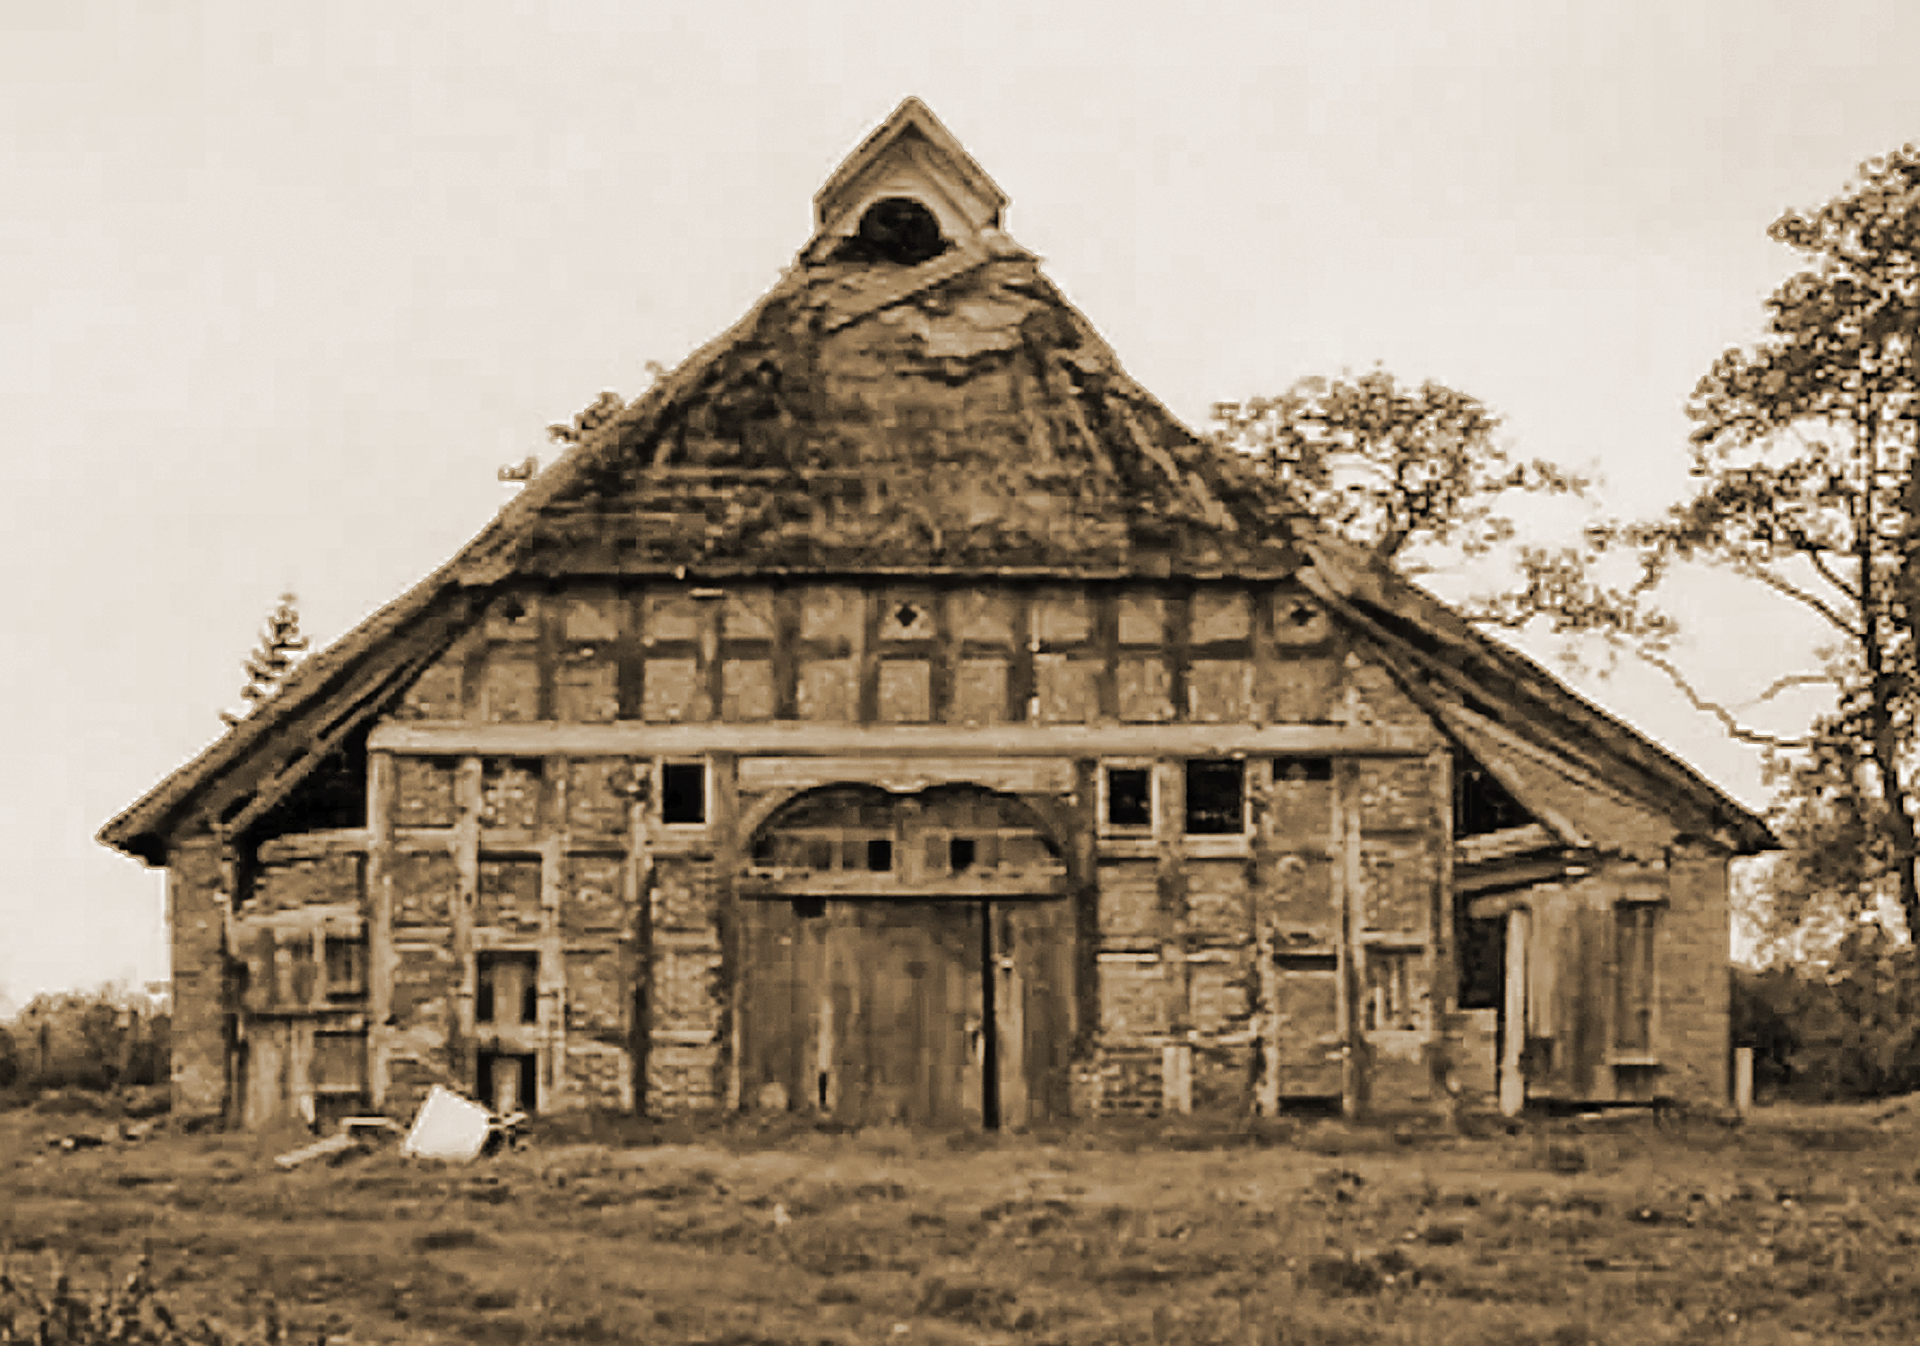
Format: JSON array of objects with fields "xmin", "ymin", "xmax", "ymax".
[{"xmin": 806, "ymin": 98, "xmax": 1009, "ymax": 265}]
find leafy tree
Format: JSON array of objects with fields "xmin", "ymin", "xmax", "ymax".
[
  {"xmin": 1211, "ymin": 369, "xmax": 1587, "ymax": 570},
  {"xmin": 1489, "ymin": 145, "xmax": 1920, "ymax": 943},
  {"xmin": 220, "ymin": 592, "xmax": 310, "ymax": 728}
]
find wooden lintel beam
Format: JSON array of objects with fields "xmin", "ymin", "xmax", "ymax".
[
  {"xmin": 1455, "ymin": 854, "xmax": 1589, "ymax": 899},
  {"xmin": 1453, "ymin": 823, "xmax": 1558, "ymax": 868},
  {"xmin": 739, "ymin": 872, "xmax": 1072, "ymax": 901},
  {"xmin": 368, "ymin": 720, "xmax": 1433, "ymax": 759}
]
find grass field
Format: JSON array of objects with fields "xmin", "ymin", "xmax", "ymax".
[{"xmin": 4, "ymin": 1096, "xmax": 1919, "ymax": 1344}]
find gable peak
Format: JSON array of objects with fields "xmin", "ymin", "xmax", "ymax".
[{"xmin": 810, "ymin": 98, "xmax": 1008, "ymax": 263}]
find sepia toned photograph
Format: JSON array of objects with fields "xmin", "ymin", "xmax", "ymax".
[{"xmin": 5, "ymin": 3, "xmax": 1920, "ymax": 1341}]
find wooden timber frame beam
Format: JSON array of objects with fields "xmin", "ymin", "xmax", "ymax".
[{"xmin": 368, "ymin": 720, "xmax": 1435, "ymax": 758}]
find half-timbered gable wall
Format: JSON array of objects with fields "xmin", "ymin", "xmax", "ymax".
[{"xmin": 208, "ymin": 577, "xmax": 1480, "ymax": 1125}]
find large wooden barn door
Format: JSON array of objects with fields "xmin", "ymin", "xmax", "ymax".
[
  {"xmin": 738, "ymin": 784, "xmax": 1074, "ymax": 1128},
  {"xmin": 739, "ymin": 896, "xmax": 1074, "ymax": 1128},
  {"xmin": 739, "ymin": 899, "xmax": 982, "ymax": 1127}
]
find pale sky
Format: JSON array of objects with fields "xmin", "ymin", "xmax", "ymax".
[{"xmin": 4, "ymin": 0, "xmax": 1913, "ymax": 1010}]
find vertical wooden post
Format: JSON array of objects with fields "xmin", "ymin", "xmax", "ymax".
[
  {"xmin": 622, "ymin": 758, "xmax": 653, "ymax": 1114},
  {"xmin": 1069, "ymin": 758, "xmax": 1101, "ymax": 1098},
  {"xmin": 1428, "ymin": 750, "xmax": 1455, "ymax": 1017},
  {"xmin": 980, "ymin": 899, "xmax": 1000, "ymax": 1129},
  {"xmin": 711, "ymin": 751, "xmax": 742, "ymax": 1112},
  {"xmin": 1500, "ymin": 909, "xmax": 1529, "ymax": 1117},
  {"xmin": 1734, "ymin": 1046, "xmax": 1753, "ymax": 1115},
  {"xmin": 1008, "ymin": 590, "xmax": 1035, "ymax": 722},
  {"xmin": 1335, "ymin": 759, "xmax": 1365, "ymax": 1119},
  {"xmin": 1154, "ymin": 756, "xmax": 1187, "ymax": 1114},
  {"xmin": 1255, "ymin": 922, "xmax": 1280, "ymax": 1117},
  {"xmin": 1161, "ymin": 1043, "xmax": 1193, "ymax": 1115},
  {"xmin": 1092, "ymin": 587, "xmax": 1119, "ymax": 724},
  {"xmin": 856, "ymin": 591, "xmax": 880, "ymax": 724},
  {"xmin": 366, "ymin": 750, "xmax": 395, "ymax": 1109},
  {"xmin": 541, "ymin": 757, "xmax": 568, "ymax": 1113},
  {"xmin": 1428, "ymin": 749, "xmax": 1456, "ymax": 1118},
  {"xmin": 452, "ymin": 756, "xmax": 482, "ymax": 1099}
]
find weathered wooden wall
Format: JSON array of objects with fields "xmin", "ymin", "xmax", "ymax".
[{"xmin": 1506, "ymin": 850, "xmax": 1730, "ymax": 1107}]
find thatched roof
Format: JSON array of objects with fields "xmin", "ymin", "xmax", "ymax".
[{"xmin": 99, "ymin": 99, "xmax": 1773, "ymax": 865}]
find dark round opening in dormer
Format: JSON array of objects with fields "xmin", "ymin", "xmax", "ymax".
[{"xmin": 836, "ymin": 196, "xmax": 950, "ymax": 266}]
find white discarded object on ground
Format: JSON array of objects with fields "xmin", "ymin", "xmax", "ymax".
[
  {"xmin": 398, "ymin": 1086, "xmax": 529, "ymax": 1162},
  {"xmin": 401, "ymin": 1086, "xmax": 495, "ymax": 1162}
]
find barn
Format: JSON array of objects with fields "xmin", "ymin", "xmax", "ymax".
[{"xmin": 99, "ymin": 99, "xmax": 1773, "ymax": 1130}]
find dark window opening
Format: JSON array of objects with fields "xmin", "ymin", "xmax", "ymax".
[
  {"xmin": 1453, "ymin": 756, "xmax": 1533, "ymax": 837},
  {"xmin": 866, "ymin": 838, "xmax": 894, "ymax": 872},
  {"xmin": 834, "ymin": 196, "xmax": 951, "ymax": 266},
  {"xmin": 476, "ymin": 951, "xmax": 539, "ymax": 1026},
  {"xmin": 662, "ymin": 761, "xmax": 706, "ymax": 825},
  {"xmin": 324, "ymin": 936, "xmax": 367, "ymax": 999},
  {"xmin": 792, "ymin": 896, "xmax": 825, "ymax": 919},
  {"xmin": 949, "ymin": 837, "xmax": 976, "ymax": 873},
  {"xmin": 894, "ymin": 602, "xmax": 921, "ymax": 629},
  {"xmin": 1184, "ymin": 759, "xmax": 1245, "ymax": 835},
  {"xmin": 477, "ymin": 1050, "xmax": 536, "ymax": 1115},
  {"xmin": 1273, "ymin": 756, "xmax": 1332, "ymax": 783},
  {"xmin": 1105, "ymin": 766, "xmax": 1153, "ymax": 829},
  {"xmin": 1455, "ymin": 914, "xmax": 1505, "ymax": 1010},
  {"xmin": 1274, "ymin": 952, "xmax": 1338, "ymax": 973}
]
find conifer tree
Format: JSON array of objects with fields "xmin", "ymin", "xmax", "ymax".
[{"xmin": 220, "ymin": 592, "xmax": 310, "ymax": 727}]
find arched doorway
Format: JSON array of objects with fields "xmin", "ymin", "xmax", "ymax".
[{"xmin": 736, "ymin": 784, "xmax": 1076, "ymax": 1128}]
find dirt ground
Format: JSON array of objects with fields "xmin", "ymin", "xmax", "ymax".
[{"xmin": 4, "ymin": 1096, "xmax": 1920, "ymax": 1345}]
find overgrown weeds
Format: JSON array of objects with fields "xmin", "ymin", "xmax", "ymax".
[{"xmin": 0, "ymin": 1254, "xmax": 321, "ymax": 1345}]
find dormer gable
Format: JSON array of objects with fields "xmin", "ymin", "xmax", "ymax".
[{"xmin": 806, "ymin": 97, "xmax": 1009, "ymax": 265}]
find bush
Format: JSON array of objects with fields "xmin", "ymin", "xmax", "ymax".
[
  {"xmin": 1733, "ymin": 928, "xmax": 1920, "ymax": 1101},
  {"xmin": 4, "ymin": 986, "xmax": 169, "ymax": 1096}
]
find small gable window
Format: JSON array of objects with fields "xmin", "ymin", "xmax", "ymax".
[{"xmin": 835, "ymin": 197, "xmax": 950, "ymax": 266}]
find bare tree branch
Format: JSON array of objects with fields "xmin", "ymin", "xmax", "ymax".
[
  {"xmin": 1728, "ymin": 555, "xmax": 1866, "ymax": 636},
  {"xmin": 1638, "ymin": 650, "xmax": 1815, "ymax": 748},
  {"xmin": 1735, "ymin": 672, "xmax": 1842, "ymax": 709},
  {"xmin": 1796, "ymin": 543, "xmax": 1862, "ymax": 604}
]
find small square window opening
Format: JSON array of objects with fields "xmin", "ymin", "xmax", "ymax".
[
  {"xmin": 1184, "ymin": 759, "xmax": 1245, "ymax": 835},
  {"xmin": 661, "ymin": 761, "xmax": 707, "ymax": 826},
  {"xmin": 1105, "ymin": 766, "xmax": 1153, "ymax": 830}
]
